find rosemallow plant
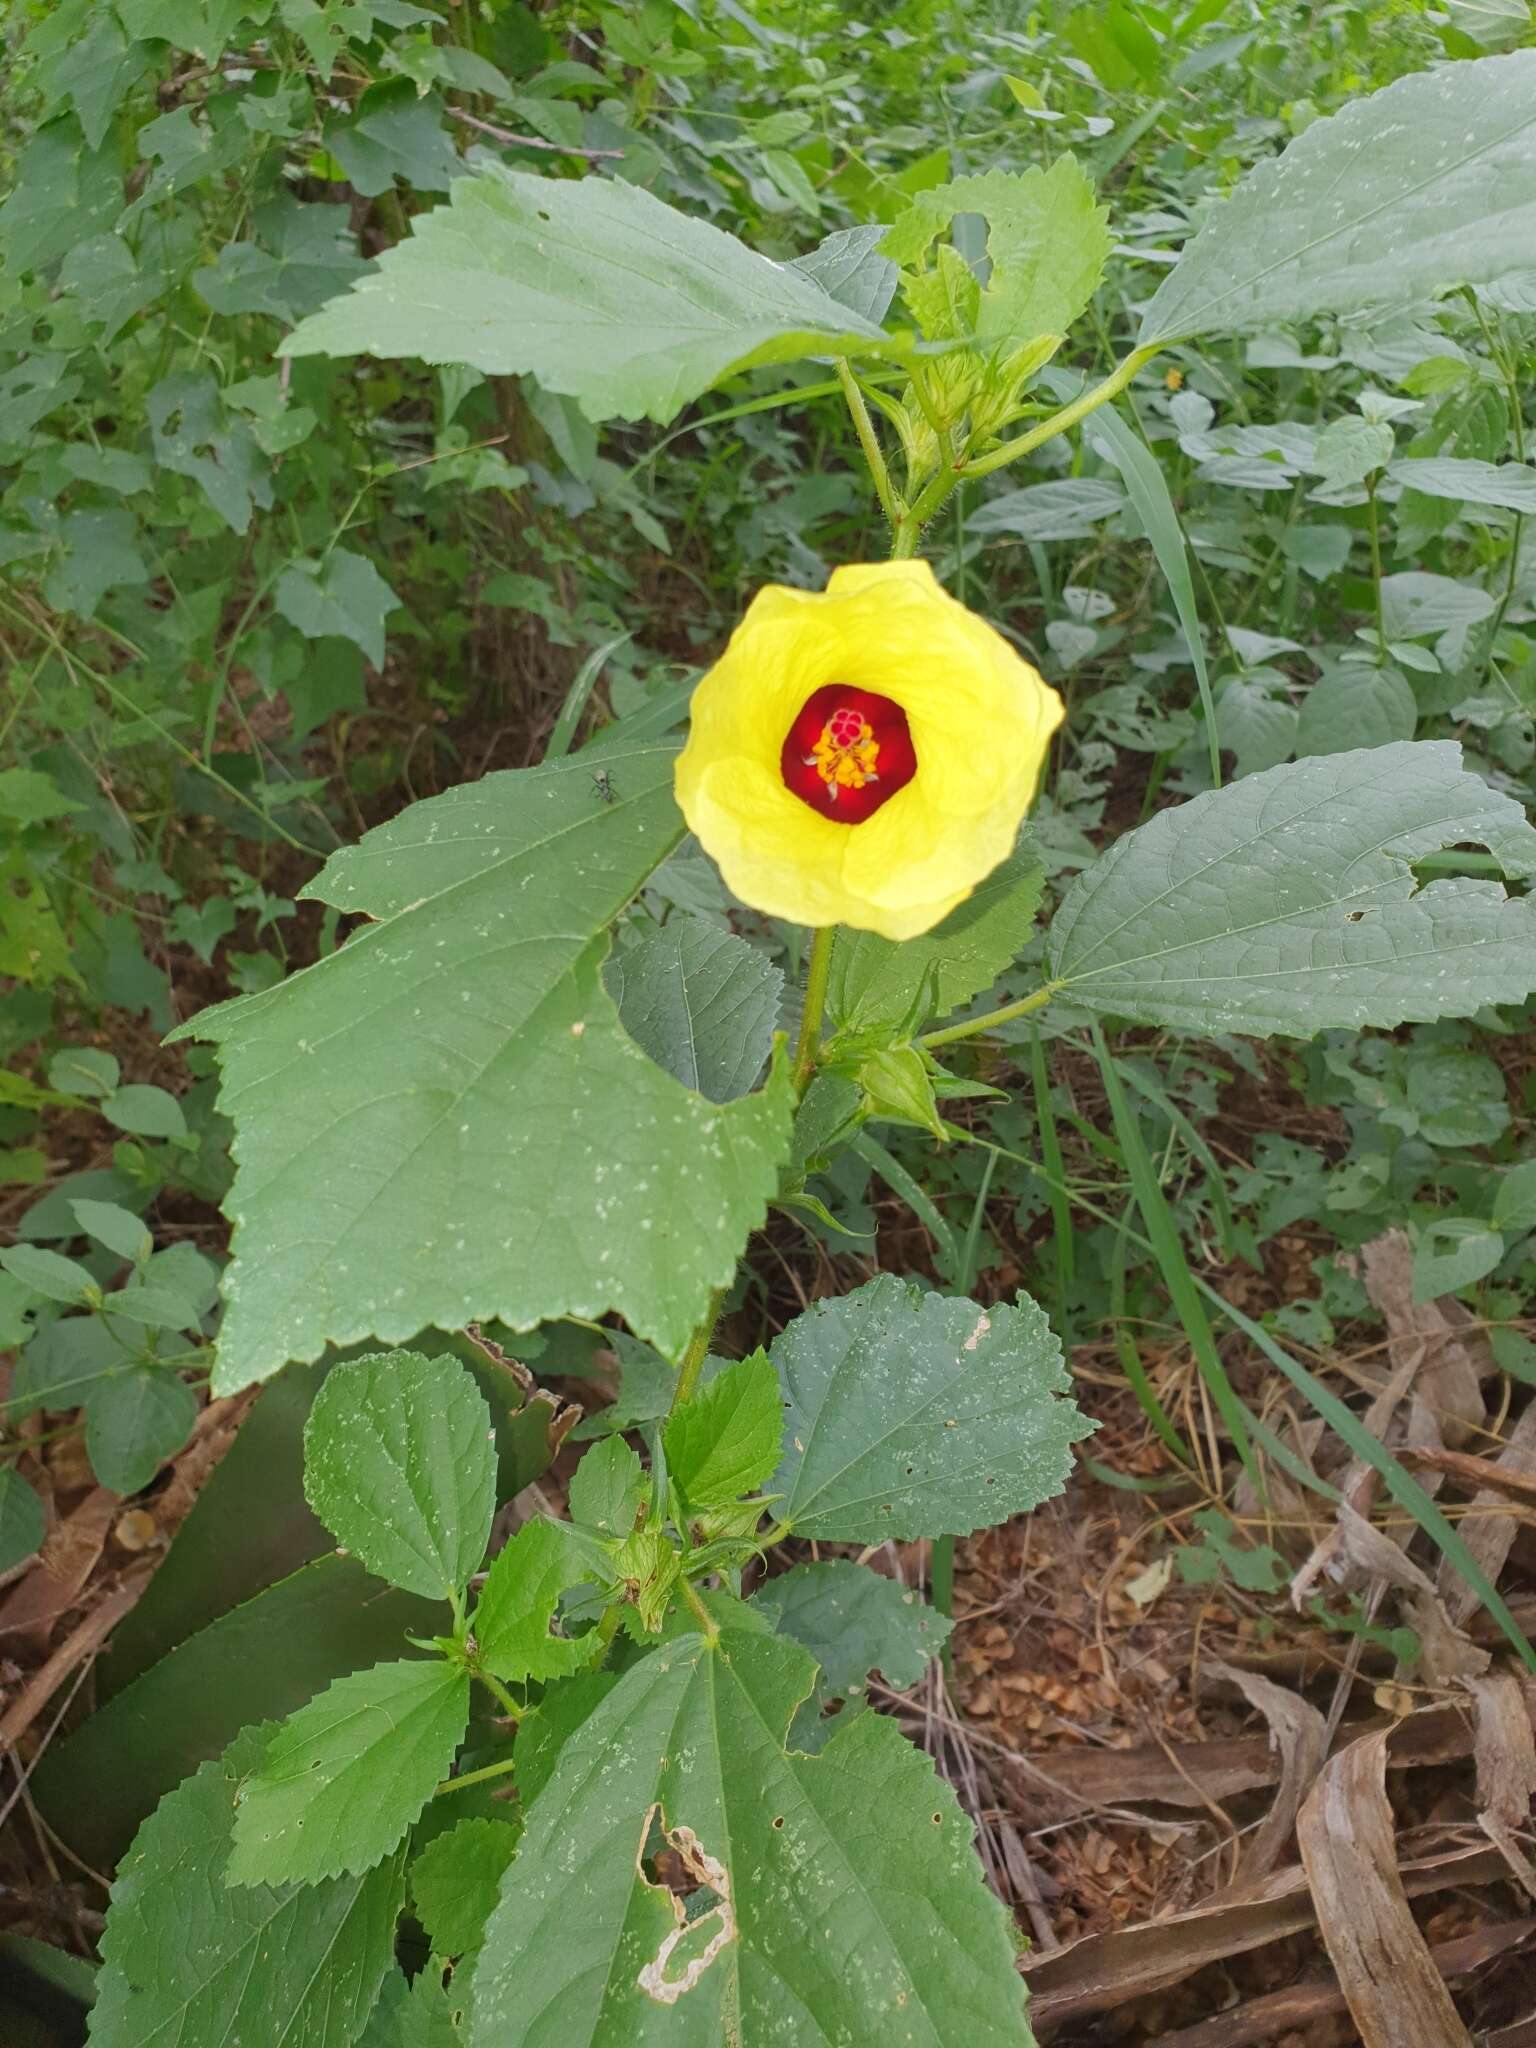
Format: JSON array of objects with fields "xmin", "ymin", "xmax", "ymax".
[{"xmin": 91, "ymin": 53, "xmax": 1536, "ymax": 2048}]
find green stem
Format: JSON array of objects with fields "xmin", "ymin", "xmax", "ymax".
[
  {"xmin": 836, "ymin": 358, "xmax": 901, "ymax": 530},
  {"xmin": 668, "ymin": 1284, "xmax": 728, "ymax": 1415},
  {"xmin": 1365, "ymin": 471, "xmax": 1386, "ymax": 661},
  {"xmin": 473, "ymin": 1669, "xmax": 523, "ymax": 1720},
  {"xmin": 917, "ymin": 980, "xmax": 1058, "ymax": 1051},
  {"xmin": 680, "ymin": 1574, "xmax": 720, "ymax": 1645},
  {"xmin": 792, "ymin": 924, "xmax": 837, "ymax": 1091},
  {"xmin": 957, "ymin": 343, "xmax": 1162, "ymax": 484},
  {"xmin": 433, "ymin": 1754, "xmax": 518, "ymax": 1799}
]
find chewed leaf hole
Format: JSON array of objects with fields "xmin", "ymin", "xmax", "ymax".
[{"xmin": 635, "ymin": 1804, "xmax": 736, "ymax": 2005}]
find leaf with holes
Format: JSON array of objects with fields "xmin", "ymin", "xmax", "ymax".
[
  {"xmin": 465, "ymin": 1625, "xmax": 1029, "ymax": 2046},
  {"xmin": 1047, "ymin": 743, "xmax": 1536, "ymax": 1037},
  {"xmin": 169, "ymin": 748, "xmax": 795, "ymax": 1393},
  {"xmin": 768, "ymin": 1276, "xmax": 1089, "ymax": 1542},
  {"xmin": 90, "ymin": 1724, "xmax": 406, "ymax": 2048},
  {"xmin": 1142, "ymin": 51, "xmax": 1536, "ymax": 343},
  {"xmin": 283, "ymin": 167, "xmax": 893, "ymax": 425},
  {"xmin": 303, "ymin": 1350, "xmax": 496, "ymax": 1601}
]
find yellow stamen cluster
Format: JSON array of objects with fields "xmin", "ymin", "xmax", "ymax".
[{"xmin": 807, "ymin": 713, "xmax": 879, "ymax": 801}]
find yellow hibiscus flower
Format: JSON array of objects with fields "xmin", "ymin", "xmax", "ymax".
[{"xmin": 674, "ymin": 559, "xmax": 1064, "ymax": 940}]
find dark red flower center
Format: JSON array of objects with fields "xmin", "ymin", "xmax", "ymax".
[{"xmin": 780, "ymin": 684, "xmax": 916, "ymax": 825}]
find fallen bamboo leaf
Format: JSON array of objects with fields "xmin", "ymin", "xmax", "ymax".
[
  {"xmin": 1467, "ymin": 1669, "xmax": 1536, "ymax": 1900},
  {"xmin": 1297, "ymin": 1723, "xmax": 1471, "ymax": 2047},
  {"xmin": 1204, "ymin": 1660, "xmax": 1326, "ymax": 1882},
  {"xmin": 1359, "ymin": 1229, "xmax": 1489, "ymax": 1448},
  {"xmin": 1435, "ymin": 1401, "xmax": 1536, "ymax": 1629}
]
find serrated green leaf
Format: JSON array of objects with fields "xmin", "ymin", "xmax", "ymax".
[
  {"xmin": 229, "ymin": 1659, "xmax": 470, "ymax": 1887},
  {"xmin": 411, "ymin": 1816, "xmax": 520, "ymax": 1957},
  {"xmin": 359, "ymin": 1966, "xmax": 460, "ymax": 2047},
  {"xmin": 0, "ymin": 1469, "xmax": 45, "ymax": 1574},
  {"xmin": 1048, "ymin": 743, "xmax": 1536, "ymax": 1036},
  {"xmin": 828, "ymin": 838, "xmax": 1045, "ymax": 1037},
  {"xmin": 85, "ymin": 1368, "xmax": 197, "ymax": 1494},
  {"xmin": 753, "ymin": 1558, "xmax": 951, "ymax": 1696},
  {"xmin": 90, "ymin": 1725, "xmax": 406, "ymax": 2048},
  {"xmin": 466, "ymin": 1626, "xmax": 1029, "ymax": 2046},
  {"xmin": 606, "ymin": 916, "xmax": 783, "ymax": 1103},
  {"xmin": 770, "ymin": 1276, "xmax": 1089, "ymax": 1542},
  {"xmin": 283, "ymin": 166, "xmax": 892, "ymax": 426},
  {"xmin": 274, "ymin": 548, "xmax": 401, "ymax": 668},
  {"xmin": 0, "ymin": 767, "xmax": 87, "ymax": 826},
  {"xmin": 303, "ymin": 1350, "xmax": 496, "ymax": 1601},
  {"xmin": 170, "ymin": 748, "xmax": 795, "ymax": 1393},
  {"xmin": 472, "ymin": 1519, "xmax": 606, "ymax": 1685},
  {"xmin": 663, "ymin": 1352, "xmax": 782, "ymax": 1508},
  {"xmin": 568, "ymin": 1435, "xmax": 646, "ymax": 1538},
  {"xmin": 882, "ymin": 158, "xmax": 1109, "ymax": 343},
  {"xmin": 1142, "ymin": 51, "xmax": 1536, "ymax": 344}
]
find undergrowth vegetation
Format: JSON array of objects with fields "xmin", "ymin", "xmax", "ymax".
[{"xmin": 2, "ymin": 2, "xmax": 1535, "ymax": 2044}]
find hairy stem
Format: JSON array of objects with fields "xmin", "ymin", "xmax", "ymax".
[
  {"xmin": 792, "ymin": 923, "xmax": 837, "ymax": 1092},
  {"xmin": 957, "ymin": 343, "xmax": 1162, "ymax": 484},
  {"xmin": 917, "ymin": 980, "xmax": 1058, "ymax": 1051},
  {"xmin": 836, "ymin": 358, "xmax": 901, "ymax": 531}
]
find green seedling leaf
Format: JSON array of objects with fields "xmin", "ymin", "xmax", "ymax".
[
  {"xmin": 1492, "ymin": 1161, "xmax": 1536, "ymax": 1237},
  {"xmin": 98, "ymin": 1281, "xmax": 205, "ymax": 1329},
  {"xmin": 1412, "ymin": 1220, "xmax": 1505, "ymax": 1301},
  {"xmin": 568, "ymin": 1435, "xmax": 646, "ymax": 1538},
  {"xmin": 91, "ymin": 1725, "xmax": 405, "ymax": 2048},
  {"xmin": 85, "ymin": 1368, "xmax": 198, "ymax": 1495},
  {"xmin": 1176, "ymin": 1508, "xmax": 1289, "ymax": 1592},
  {"xmin": 663, "ymin": 1351, "xmax": 782, "ymax": 1509},
  {"xmin": 467, "ymin": 1627, "xmax": 1028, "ymax": 2046},
  {"xmin": 1142, "ymin": 50, "xmax": 1536, "ymax": 343},
  {"xmin": 0, "ymin": 1243, "xmax": 95, "ymax": 1305},
  {"xmin": 303, "ymin": 1351, "xmax": 496, "ymax": 1602},
  {"xmin": 769, "ymin": 1275, "xmax": 1090, "ymax": 1541},
  {"xmin": 1048, "ymin": 743, "xmax": 1536, "ymax": 1036},
  {"xmin": 229, "ymin": 1659, "xmax": 470, "ymax": 1887},
  {"xmin": 411, "ymin": 1817, "xmax": 520, "ymax": 1958},
  {"xmin": 1387, "ymin": 456, "xmax": 1536, "ymax": 513},
  {"xmin": 170, "ymin": 748, "xmax": 795, "ymax": 1393},
  {"xmin": 275, "ymin": 549, "xmax": 402, "ymax": 669},
  {"xmin": 790, "ymin": 223, "xmax": 899, "ymax": 324},
  {"xmin": 1294, "ymin": 666, "xmax": 1417, "ymax": 757},
  {"xmin": 883, "ymin": 157, "xmax": 1110, "ymax": 343},
  {"xmin": 101, "ymin": 1084, "xmax": 187, "ymax": 1141},
  {"xmin": 968, "ymin": 477, "xmax": 1127, "ymax": 541},
  {"xmin": 607, "ymin": 915, "xmax": 783, "ymax": 1103},
  {"xmin": 47, "ymin": 1046, "xmax": 119, "ymax": 1099},
  {"xmin": 284, "ymin": 167, "xmax": 892, "ymax": 425},
  {"xmin": 0, "ymin": 1468, "xmax": 45, "ymax": 1574},
  {"xmin": 472, "ymin": 1519, "xmax": 608, "ymax": 1686},
  {"xmin": 0, "ymin": 767, "xmax": 86, "ymax": 826},
  {"xmin": 828, "ymin": 839, "xmax": 1045, "ymax": 1037},
  {"xmin": 70, "ymin": 1198, "xmax": 153, "ymax": 1265}
]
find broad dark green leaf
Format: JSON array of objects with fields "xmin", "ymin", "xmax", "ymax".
[
  {"xmin": 1047, "ymin": 742, "xmax": 1536, "ymax": 1036},
  {"xmin": 790, "ymin": 224, "xmax": 898, "ymax": 324},
  {"xmin": 969, "ymin": 477, "xmax": 1127, "ymax": 541},
  {"xmin": 284, "ymin": 167, "xmax": 892, "ymax": 425},
  {"xmin": 1387, "ymin": 456, "xmax": 1536, "ymax": 513},
  {"xmin": 827, "ymin": 839, "xmax": 1046, "ymax": 1036},
  {"xmin": 89, "ymin": 1726, "xmax": 406, "ymax": 2048},
  {"xmin": 568, "ymin": 1435, "xmax": 647, "ymax": 1538},
  {"xmin": 1294, "ymin": 666, "xmax": 1417, "ymax": 757},
  {"xmin": 229, "ymin": 1659, "xmax": 470, "ymax": 1887},
  {"xmin": 770, "ymin": 1276, "xmax": 1088, "ymax": 1541},
  {"xmin": 753, "ymin": 1558, "xmax": 951, "ymax": 1696},
  {"xmin": 1142, "ymin": 51, "xmax": 1536, "ymax": 343},
  {"xmin": 607, "ymin": 915, "xmax": 783, "ymax": 1102},
  {"xmin": 466, "ymin": 1628, "xmax": 1029, "ymax": 2046},
  {"xmin": 171, "ymin": 748, "xmax": 795, "ymax": 1392},
  {"xmin": 303, "ymin": 1350, "xmax": 496, "ymax": 1601}
]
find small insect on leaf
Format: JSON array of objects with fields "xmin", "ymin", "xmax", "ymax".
[{"xmin": 591, "ymin": 768, "xmax": 618, "ymax": 805}]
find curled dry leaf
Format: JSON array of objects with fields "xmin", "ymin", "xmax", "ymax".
[
  {"xmin": 1435, "ymin": 1400, "xmax": 1536, "ymax": 1630},
  {"xmin": 1203, "ymin": 1660, "xmax": 1326, "ymax": 1884},
  {"xmin": 1359, "ymin": 1228, "xmax": 1489, "ymax": 1448},
  {"xmin": 1466, "ymin": 1669, "xmax": 1536, "ymax": 1900},
  {"xmin": 1296, "ymin": 1723, "xmax": 1471, "ymax": 2048}
]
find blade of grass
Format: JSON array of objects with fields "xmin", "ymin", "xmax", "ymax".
[
  {"xmin": 1027, "ymin": 1027, "xmax": 1076, "ymax": 1340},
  {"xmin": 1091, "ymin": 1023, "xmax": 1261, "ymax": 1497},
  {"xmin": 1110, "ymin": 1207, "xmax": 1196, "ymax": 1466},
  {"xmin": 544, "ymin": 631, "xmax": 632, "ymax": 761},
  {"xmin": 851, "ymin": 1131, "xmax": 957, "ymax": 1273},
  {"xmin": 1116, "ymin": 1057, "xmax": 1242, "ymax": 1263}
]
